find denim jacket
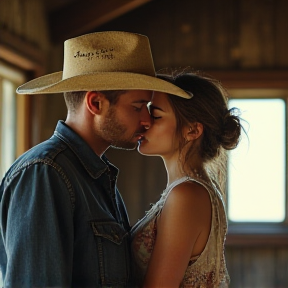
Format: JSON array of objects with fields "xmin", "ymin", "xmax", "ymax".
[{"xmin": 0, "ymin": 121, "xmax": 132, "ymax": 288}]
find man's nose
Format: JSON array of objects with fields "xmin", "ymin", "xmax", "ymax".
[{"xmin": 140, "ymin": 105, "xmax": 152, "ymax": 129}]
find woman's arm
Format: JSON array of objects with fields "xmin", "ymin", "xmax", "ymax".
[{"xmin": 143, "ymin": 181, "xmax": 212, "ymax": 288}]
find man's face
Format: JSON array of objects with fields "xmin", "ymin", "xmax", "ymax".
[{"xmin": 100, "ymin": 90, "xmax": 152, "ymax": 150}]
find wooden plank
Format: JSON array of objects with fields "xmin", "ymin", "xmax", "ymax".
[
  {"xmin": 275, "ymin": 0, "xmax": 288, "ymax": 66},
  {"xmin": 275, "ymin": 248, "xmax": 288, "ymax": 287},
  {"xmin": 227, "ymin": 247, "xmax": 288, "ymax": 288},
  {"xmin": 226, "ymin": 223, "xmax": 288, "ymax": 246},
  {"xmin": 172, "ymin": 0, "xmax": 204, "ymax": 67},
  {"xmin": 206, "ymin": 70, "xmax": 288, "ymax": 89},
  {"xmin": 49, "ymin": 0, "xmax": 152, "ymax": 43},
  {"xmin": 228, "ymin": 0, "xmax": 242, "ymax": 67},
  {"xmin": 238, "ymin": 0, "xmax": 261, "ymax": 67},
  {"xmin": 209, "ymin": 0, "xmax": 232, "ymax": 68},
  {"xmin": 258, "ymin": 0, "xmax": 276, "ymax": 66},
  {"xmin": 0, "ymin": 28, "xmax": 45, "ymax": 75},
  {"xmin": 225, "ymin": 247, "xmax": 243, "ymax": 288},
  {"xmin": 135, "ymin": 0, "xmax": 175, "ymax": 69},
  {"xmin": 97, "ymin": 0, "xmax": 179, "ymax": 69},
  {"xmin": 226, "ymin": 233, "xmax": 288, "ymax": 247},
  {"xmin": 238, "ymin": 0, "xmax": 278, "ymax": 68},
  {"xmin": 242, "ymin": 248, "xmax": 275, "ymax": 288}
]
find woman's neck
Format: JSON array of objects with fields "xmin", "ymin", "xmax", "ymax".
[
  {"xmin": 162, "ymin": 154, "xmax": 204, "ymax": 186},
  {"xmin": 162, "ymin": 155, "xmax": 186, "ymax": 186}
]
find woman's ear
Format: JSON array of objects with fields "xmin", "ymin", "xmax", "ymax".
[
  {"xmin": 185, "ymin": 122, "xmax": 203, "ymax": 142},
  {"xmin": 85, "ymin": 91, "xmax": 106, "ymax": 115}
]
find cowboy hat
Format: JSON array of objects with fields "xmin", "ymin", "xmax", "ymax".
[{"xmin": 16, "ymin": 31, "xmax": 192, "ymax": 99}]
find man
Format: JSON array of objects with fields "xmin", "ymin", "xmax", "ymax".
[{"xmin": 0, "ymin": 31, "xmax": 190, "ymax": 287}]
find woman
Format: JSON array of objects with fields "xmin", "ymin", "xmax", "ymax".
[{"xmin": 131, "ymin": 68, "xmax": 243, "ymax": 288}]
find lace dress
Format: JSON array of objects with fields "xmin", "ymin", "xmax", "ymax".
[{"xmin": 131, "ymin": 175, "xmax": 230, "ymax": 288}]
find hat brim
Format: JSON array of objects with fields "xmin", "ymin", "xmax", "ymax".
[{"xmin": 16, "ymin": 71, "xmax": 192, "ymax": 99}]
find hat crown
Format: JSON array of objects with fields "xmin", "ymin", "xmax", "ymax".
[{"xmin": 62, "ymin": 31, "xmax": 156, "ymax": 79}]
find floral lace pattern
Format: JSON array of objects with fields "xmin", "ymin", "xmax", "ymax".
[{"xmin": 131, "ymin": 176, "xmax": 230, "ymax": 288}]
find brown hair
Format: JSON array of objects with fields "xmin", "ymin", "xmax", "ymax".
[
  {"xmin": 64, "ymin": 90, "xmax": 126, "ymax": 112},
  {"xmin": 157, "ymin": 68, "xmax": 243, "ymax": 190}
]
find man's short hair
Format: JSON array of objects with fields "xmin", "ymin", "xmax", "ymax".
[{"xmin": 64, "ymin": 90, "xmax": 127, "ymax": 112}]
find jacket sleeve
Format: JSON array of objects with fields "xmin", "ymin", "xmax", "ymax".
[{"xmin": 0, "ymin": 162, "xmax": 74, "ymax": 287}]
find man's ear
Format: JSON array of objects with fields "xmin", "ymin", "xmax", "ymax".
[
  {"xmin": 85, "ymin": 91, "xmax": 106, "ymax": 115},
  {"xmin": 185, "ymin": 122, "xmax": 204, "ymax": 141}
]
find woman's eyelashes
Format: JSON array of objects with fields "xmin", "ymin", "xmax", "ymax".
[
  {"xmin": 151, "ymin": 114, "xmax": 161, "ymax": 119},
  {"xmin": 149, "ymin": 106, "xmax": 162, "ymax": 119}
]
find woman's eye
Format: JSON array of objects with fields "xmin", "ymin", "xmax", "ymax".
[{"xmin": 151, "ymin": 114, "xmax": 161, "ymax": 119}]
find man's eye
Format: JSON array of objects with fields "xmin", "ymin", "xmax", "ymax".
[{"xmin": 133, "ymin": 106, "xmax": 142, "ymax": 111}]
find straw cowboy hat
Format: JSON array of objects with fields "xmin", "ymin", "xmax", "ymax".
[{"xmin": 16, "ymin": 31, "xmax": 191, "ymax": 99}]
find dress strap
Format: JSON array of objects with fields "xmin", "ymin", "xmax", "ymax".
[{"xmin": 164, "ymin": 176, "xmax": 189, "ymax": 194}]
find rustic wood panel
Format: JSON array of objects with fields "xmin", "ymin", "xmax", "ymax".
[
  {"xmin": 226, "ymin": 247, "xmax": 288, "ymax": 288},
  {"xmin": 98, "ymin": 0, "xmax": 288, "ymax": 69},
  {"xmin": 0, "ymin": 0, "xmax": 49, "ymax": 50},
  {"xmin": 238, "ymin": 0, "xmax": 275, "ymax": 68},
  {"xmin": 225, "ymin": 248, "xmax": 243, "ymax": 287},
  {"xmin": 172, "ymin": 0, "xmax": 233, "ymax": 68},
  {"xmin": 275, "ymin": 248, "xmax": 288, "ymax": 287},
  {"xmin": 139, "ymin": 1, "xmax": 176, "ymax": 69},
  {"xmin": 48, "ymin": 0, "xmax": 152, "ymax": 44},
  {"xmin": 275, "ymin": 0, "xmax": 288, "ymax": 66}
]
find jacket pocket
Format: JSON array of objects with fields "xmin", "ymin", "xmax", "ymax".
[{"xmin": 91, "ymin": 221, "xmax": 130, "ymax": 286}]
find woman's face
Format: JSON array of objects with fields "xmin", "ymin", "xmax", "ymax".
[{"xmin": 138, "ymin": 92, "xmax": 179, "ymax": 158}]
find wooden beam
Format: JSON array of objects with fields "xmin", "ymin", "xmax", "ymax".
[
  {"xmin": 0, "ymin": 28, "xmax": 45, "ymax": 75},
  {"xmin": 49, "ymin": 0, "xmax": 152, "ymax": 43},
  {"xmin": 206, "ymin": 70, "xmax": 288, "ymax": 89},
  {"xmin": 226, "ymin": 224, "xmax": 288, "ymax": 246}
]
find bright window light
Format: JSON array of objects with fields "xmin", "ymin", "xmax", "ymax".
[
  {"xmin": 1, "ymin": 79, "xmax": 16, "ymax": 177},
  {"xmin": 0, "ymin": 61, "xmax": 25, "ymax": 178},
  {"xmin": 228, "ymin": 98, "xmax": 286, "ymax": 222}
]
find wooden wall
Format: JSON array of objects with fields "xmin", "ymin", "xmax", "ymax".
[
  {"xmin": 226, "ymin": 246, "xmax": 288, "ymax": 288},
  {"xmin": 1, "ymin": 0, "xmax": 288, "ymax": 287},
  {"xmin": 0, "ymin": 0, "xmax": 67, "ymax": 145},
  {"xmin": 101, "ymin": 0, "xmax": 288, "ymax": 216},
  {"xmin": 100, "ymin": 1, "xmax": 288, "ymax": 287},
  {"xmin": 0, "ymin": 0, "xmax": 49, "ymax": 50},
  {"xmin": 98, "ymin": 0, "xmax": 288, "ymax": 69}
]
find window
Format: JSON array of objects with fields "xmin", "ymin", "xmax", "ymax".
[
  {"xmin": 225, "ymin": 88, "xmax": 288, "ymax": 245},
  {"xmin": 0, "ymin": 61, "xmax": 27, "ymax": 178},
  {"xmin": 228, "ymin": 98, "xmax": 286, "ymax": 223}
]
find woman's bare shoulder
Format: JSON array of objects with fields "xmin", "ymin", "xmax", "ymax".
[{"xmin": 166, "ymin": 180, "xmax": 211, "ymax": 208}]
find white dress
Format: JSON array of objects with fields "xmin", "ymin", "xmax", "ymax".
[{"xmin": 131, "ymin": 174, "xmax": 230, "ymax": 287}]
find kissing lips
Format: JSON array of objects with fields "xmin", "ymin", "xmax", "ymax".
[
  {"xmin": 138, "ymin": 134, "xmax": 145, "ymax": 141},
  {"xmin": 135, "ymin": 128, "xmax": 148, "ymax": 143},
  {"xmin": 137, "ymin": 134, "xmax": 148, "ymax": 145}
]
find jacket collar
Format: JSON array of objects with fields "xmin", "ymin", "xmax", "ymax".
[{"xmin": 54, "ymin": 121, "xmax": 118, "ymax": 179}]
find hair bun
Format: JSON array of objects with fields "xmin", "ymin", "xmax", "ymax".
[{"xmin": 220, "ymin": 108, "xmax": 242, "ymax": 150}]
